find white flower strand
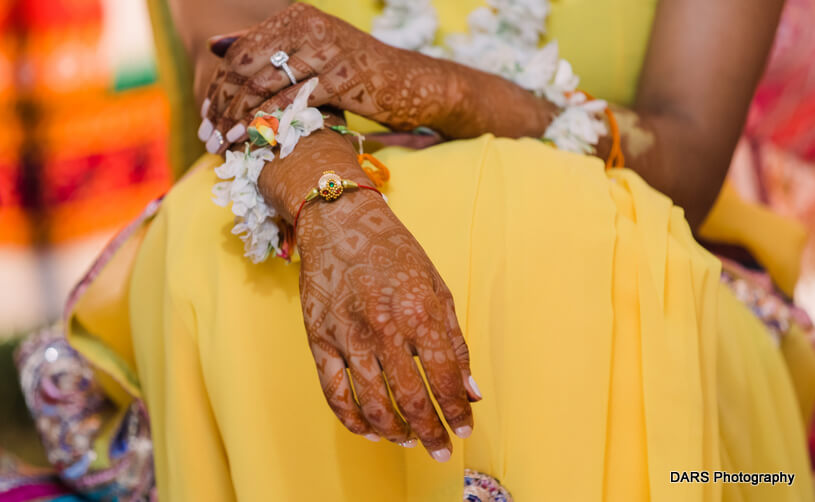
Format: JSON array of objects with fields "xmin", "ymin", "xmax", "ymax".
[
  {"xmin": 372, "ymin": 0, "xmax": 439, "ymax": 52},
  {"xmin": 372, "ymin": 0, "xmax": 608, "ymax": 155},
  {"xmin": 212, "ymin": 78, "xmax": 324, "ymax": 263},
  {"xmin": 276, "ymin": 78, "xmax": 325, "ymax": 157},
  {"xmin": 212, "ymin": 147, "xmax": 281, "ymax": 263}
]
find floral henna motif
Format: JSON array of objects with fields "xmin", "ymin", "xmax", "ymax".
[
  {"xmin": 255, "ymin": 129, "xmax": 475, "ymax": 459},
  {"xmin": 299, "ymin": 197, "xmax": 472, "ymax": 453}
]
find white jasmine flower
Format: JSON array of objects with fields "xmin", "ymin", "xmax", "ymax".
[
  {"xmin": 212, "ymin": 146, "xmax": 283, "ymax": 264},
  {"xmin": 373, "ymin": 0, "xmax": 438, "ymax": 51},
  {"xmin": 468, "ymin": 7, "xmax": 500, "ymax": 34},
  {"xmin": 212, "ymin": 79, "xmax": 324, "ymax": 263},
  {"xmin": 552, "ymin": 60, "xmax": 579, "ymax": 93},
  {"xmin": 515, "ymin": 42, "xmax": 559, "ymax": 93},
  {"xmin": 544, "ymin": 102, "xmax": 608, "ymax": 154},
  {"xmin": 419, "ymin": 45, "xmax": 447, "ymax": 59},
  {"xmin": 277, "ymin": 78, "xmax": 325, "ymax": 158},
  {"xmin": 212, "ymin": 181, "xmax": 232, "ymax": 207},
  {"xmin": 214, "ymin": 149, "xmax": 244, "ymax": 179}
]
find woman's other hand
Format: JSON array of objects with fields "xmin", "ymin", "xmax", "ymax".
[
  {"xmin": 198, "ymin": 3, "xmax": 554, "ymax": 154},
  {"xmin": 200, "ymin": 3, "xmax": 460, "ymax": 154},
  {"xmin": 258, "ymin": 128, "xmax": 481, "ymax": 461}
]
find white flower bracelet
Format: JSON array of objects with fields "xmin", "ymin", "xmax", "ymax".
[
  {"xmin": 212, "ymin": 78, "xmax": 326, "ymax": 263},
  {"xmin": 212, "ymin": 78, "xmax": 390, "ymax": 264}
]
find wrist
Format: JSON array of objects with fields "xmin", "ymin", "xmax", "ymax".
[
  {"xmin": 257, "ymin": 129, "xmax": 370, "ymax": 222},
  {"xmin": 436, "ymin": 60, "xmax": 558, "ymax": 139},
  {"xmin": 294, "ymin": 181, "xmax": 384, "ymax": 245}
]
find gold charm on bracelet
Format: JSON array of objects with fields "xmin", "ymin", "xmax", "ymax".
[{"xmin": 305, "ymin": 171, "xmax": 360, "ymax": 202}]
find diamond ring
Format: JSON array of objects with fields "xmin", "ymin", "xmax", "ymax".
[{"xmin": 270, "ymin": 51, "xmax": 297, "ymax": 86}]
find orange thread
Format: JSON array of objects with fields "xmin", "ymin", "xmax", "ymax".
[
  {"xmin": 570, "ymin": 90, "xmax": 625, "ymax": 169},
  {"xmin": 358, "ymin": 153, "xmax": 391, "ymax": 187}
]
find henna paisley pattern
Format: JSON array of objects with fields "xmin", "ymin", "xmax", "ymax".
[{"xmin": 256, "ymin": 128, "xmax": 479, "ymax": 460}]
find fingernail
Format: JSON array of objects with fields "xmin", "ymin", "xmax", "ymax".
[
  {"xmin": 226, "ymin": 123, "xmax": 246, "ymax": 142},
  {"xmin": 200, "ymin": 98, "xmax": 211, "ymax": 118},
  {"xmin": 206, "ymin": 131, "xmax": 223, "ymax": 154},
  {"xmin": 364, "ymin": 434, "xmax": 380, "ymax": 442},
  {"xmin": 468, "ymin": 375, "xmax": 482, "ymax": 400},
  {"xmin": 399, "ymin": 439, "xmax": 418, "ymax": 448},
  {"xmin": 198, "ymin": 118, "xmax": 213, "ymax": 141},
  {"xmin": 454, "ymin": 425, "xmax": 472, "ymax": 439},
  {"xmin": 431, "ymin": 448, "xmax": 451, "ymax": 462},
  {"xmin": 208, "ymin": 35, "xmax": 239, "ymax": 57}
]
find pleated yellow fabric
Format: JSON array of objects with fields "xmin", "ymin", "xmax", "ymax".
[{"xmin": 91, "ymin": 136, "xmax": 810, "ymax": 501}]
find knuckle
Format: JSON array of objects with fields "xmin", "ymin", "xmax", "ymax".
[
  {"xmin": 223, "ymin": 39, "xmax": 246, "ymax": 65},
  {"xmin": 400, "ymin": 395, "xmax": 436, "ymax": 425},
  {"xmin": 325, "ymin": 394, "xmax": 369, "ymax": 435},
  {"xmin": 341, "ymin": 416, "xmax": 368, "ymax": 435},
  {"xmin": 362, "ymin": 408, "xmax": 403, "ymax": 439},
  {"xmin": 444, "ymin": 406, "xmax": 473, "ymax": 428},
  {"xmin": 415, "ymin": 424, "xmax": 448, "ymax": 450},
  {"xmin": 451, "ymin": 335, "xmax": 470, "ymax": 363}
]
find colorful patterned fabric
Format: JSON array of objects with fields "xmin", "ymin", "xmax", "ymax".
[
  {"xmin": 720, "ymin": 260, "xmax": 813, "ymax": 344},
  {"xmin": 463, "ymin": 470, "xmax": 513, "ymax": 502},
  {"xmin": 13, "ymin": 325, "xmax": 156, "ymax": 502},
  {"xmin": 718, "ymin": 257, "xmax": 815, "ymax": 472},
  {"xmin": 0, "ymin": 448, "xmax": 64, "ymax": 498}
]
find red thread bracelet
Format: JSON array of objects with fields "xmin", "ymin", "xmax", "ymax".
[{"xmin": 292, "ymin": 171, "xmax": 382, "ymax": 233}]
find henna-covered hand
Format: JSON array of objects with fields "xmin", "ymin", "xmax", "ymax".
[
  {"xmin": 258, "ymin": 128, "xmax": 481, "ymax": 461},
  {"xmin": 199, "ymin": 3, "xmax": 555, "ymax": 154}
]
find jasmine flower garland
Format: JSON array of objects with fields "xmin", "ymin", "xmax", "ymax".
[
  {"xmin": 372, "ymin": 0, "xmax": 609, "ymax": 154},
  {"xmin": 212, "ymin": 78, "xmax": 325, "ymax": 264}
]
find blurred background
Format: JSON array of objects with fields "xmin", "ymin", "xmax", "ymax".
[
  {"xmin": 0, "ymin": 0, "xmax": 170, "ymax": 468},
  {"xmin": 1, "ymin": 0, "xmax": 815, "ymax": 475},
  {"xmin": 0, "ymin": 0, "xmax": 169, "ymax": 336}
]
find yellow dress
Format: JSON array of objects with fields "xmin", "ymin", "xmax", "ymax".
[{"xmin": 66, "ymin": 1, "xmax": 815, "ymax": 500}]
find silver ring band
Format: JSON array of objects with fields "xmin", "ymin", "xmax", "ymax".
[
  {"xmin": 270, "ymin": 51, "xmax": 297, "ymax": 86},
  {"xmin": 213, "ymin": 129, "xmax": 224, "ymax": 147}
]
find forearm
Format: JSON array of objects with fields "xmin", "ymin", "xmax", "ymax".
[
  {"xmin": 592, "ymin": 105, "xmax": 734, "ymax": 230},
  {"xmin": 435, "ymin": 61, "xmax": 726, "ymax": 227},
  {"xmin": 432, "ymin": 58, "xmax": 557, "ymax": 139}
]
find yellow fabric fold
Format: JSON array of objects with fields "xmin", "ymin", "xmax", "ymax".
[{"xmin": 699, "ymin": 182, "xmax": 808, "ymax": 298}]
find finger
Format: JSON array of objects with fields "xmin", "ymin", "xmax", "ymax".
[
  {"xmin": 379, "ymin": 343, "xmax": 452, "ymax": 462},
  {"xmin": 207, "ymin": 30, "xmax": 247, "ymax": 58},
  {"xmin": 435, "ymin": 281, "xmax": 481, "ymax": 402},
  {"xmin": 205, "ymin": 68, "xmax": 249, "ymax": 127},
  {"xmin": 204, "ymin": 3, "xmax": 317, "ymax": 142},
  {"xmin": 413, "ymin": 312, "xmax": 474, "ymax": 439},
  {"xmin": 411, "ymin": 295, "xmax": 473, "ymax": 438},
  {"xmin": 346, "ymin": 350, "xmax": 411, "ymax": 443},
  {"xmin": 312, "ymin": 343, "xmax": 377, "ymax": 440},
  {"xmin": 198, "ymin": 62, "xmax": 241, "ymax": 147},
  {"xmin": 222, "ymin": 6, "xmax": 306, "ymax": 77},
  {"xmin": 211, "ymin": 78, "xmax": 332, "ymax": 154},
  {"xmin": 197, "ymin": 60, "xmax": 230, "ymax": 142},
  {"xmin": 215, "ymin": 54, "xmax": 316, "ymax": 143}
]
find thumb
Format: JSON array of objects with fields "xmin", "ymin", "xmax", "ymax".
[{"xmin": 441, "ymin": 294, "xmax": 482, "ymax": 402}]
